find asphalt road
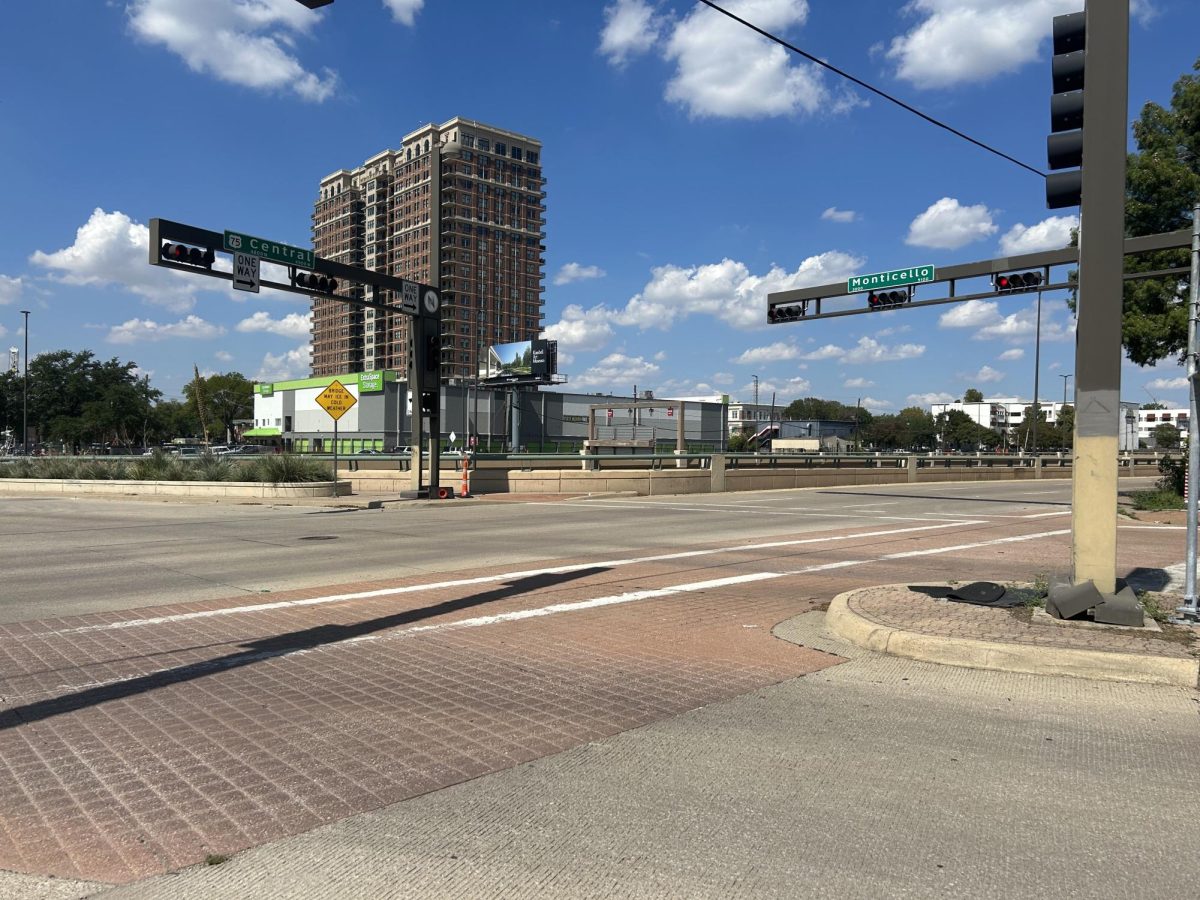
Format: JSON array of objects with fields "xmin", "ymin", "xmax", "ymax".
[
  {"xmin": 0, "ymin": 478, "xmax": 1160, "ymax": 622},
  {"xmin": 0, "ymin": 476, "xmax": 1194, "ymax": 897}
]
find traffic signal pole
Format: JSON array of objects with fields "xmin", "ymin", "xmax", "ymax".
[{"xmin": 1070, "ymin": 0, "xmax": 1128, "ymax": 594}]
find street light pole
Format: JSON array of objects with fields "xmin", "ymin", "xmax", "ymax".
[
  {"xmin": 1060, "ymin": 373, "xmax": 1073, "ymax": 451},
  {"xmin": 20, "ymin": 309, "xmax": 29, "ymax": 456}
]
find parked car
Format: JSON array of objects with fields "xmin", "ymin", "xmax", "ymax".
[{"xmin": 217, "ymin": 445, "xmax": 268, "ymax": 457}]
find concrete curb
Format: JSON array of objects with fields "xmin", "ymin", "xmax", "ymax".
[{"xmin": 826, "ymin": 589, "xmax": 1199, "ymax": 688}]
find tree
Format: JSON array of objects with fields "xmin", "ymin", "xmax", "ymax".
[
  {"xmin": 1152, "ymin": 422, "xmax": 1182, "ymax": 449},
  {"xmin": 963, "ymin": 388, "xmax": 984, "ymax": 403},
  {"xmin": 783, "ymin": 397, "xmax": 858, "ymax": 421},
  {"xmin": 1120, "ymin": 58, "xmax": 1200, "ymax": 366},
  {"xmin": 1056, "ymin": 405, "xmax": 1075, "ymax": 450},
  {"xmin": 1140, "ymin": 402, "xmax": 1166, "ymax": 410},
  {"xmin": 182, "ymin": 372, "xmax": 253, "ymax": 444},
  {"xmin": 1013, "ymin": 407, "xmax": 1062, "ymax": 452}
]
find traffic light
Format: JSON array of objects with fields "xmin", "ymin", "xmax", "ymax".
[
  {"xmin": 293, "ymin": 272, "xmax": 339, "ymax": 294},
  {"xmin": 767, "ymin": 302, "xmax": 806, "ymax": 323},
  {"xmin": 419, "ymin": 391, "xmax": 438, "ymax": 414},
  {"xmin": 160, "ymin": 243, "xmax": 215, "ymax": 269},
  {"xmin": 1046, "ymin": 10, "xmax": 1085, "ymax": 209},
  {"xmin": 994, "ymin": 272, "xmax": 1044, "ymax": 294},
  {"xmin": 868, "ymin": 289, "xmax": 909, "ymax": 309}
]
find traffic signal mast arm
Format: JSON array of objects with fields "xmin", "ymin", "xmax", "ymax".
[
  {"xmin": 766, "ymin": 229, "xmax": 1190, "ymax": 323},
  {"xmin": 149, "ymin": 218, "xmax": 427, "ymax": 313}
]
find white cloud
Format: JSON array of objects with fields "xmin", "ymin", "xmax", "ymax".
[
  {"xmin": 236, "ymin": 311, "xmax": 312, "ymax": 339},
  {"xmin": 712, "ymin": 372, "xmax": 734, "ymax": 385},
  {"xmin": 543, "ymin": 304, "xmax": 615, "ymax": 350},
  {"xmin": 821, "ymin": 207, "xmax": 858, "ymax": 224},
  {"xmin": 844, "ymin": 377, "xmax": 874, "ymax": 388},
  {"xmin": 999, "ymin": 215, "xmax": 1078, "ymax": 255},
  {"xmin": 29, "ymin": 208, "xmax": 226, "ymax": 313},
  {"xmin": 572, "ymin": 352, "xmax": 661, "ymax": 390},
  {"xmin": 938, "ymin": 299, "xmax": 999, "ymax": 329},
  {"xmin": 887, "ymin": 0, "xmax": 1082, "ymax": 90},
  {"xmin": 257, "ymin": 343, "xmax": 312, "ymax": 382},
  {"xmin": 599, "ymin": 0, "xmax": 664, "ymax": 67},
  {"xmin": 0, "ymin": 274, "xmax": 23, "ymax": 305},
  {"xmin": 107, "ymin": 315, "xmax": 225, "ymax": 344},
  {"xmin": 998, "ymin": 348, "xmax": 1025, "ymax": 361},
  {"xmin": 618, "ymin": 251, "xmax": 864, "ymax": 331},
  {"xmin": 663, "ymin": 0, "xmax": 853, "ymax": 119},
  {"xmin": 215, "ymin": 350, "xmax": 234, "ymax": 362},
  {"xmin": 908, "ymin": 392, "xmax": 956, "ymax": 406},
  {"xmin": 801, "ymin": 343, "xmax": 845, "ymax": 361},
  {"xmin": 975, "ymin": 305, "xmax": 1073, "ymax": 344},
  {"xmin": 906, "ymin": 197, "xmax": 997, "ymax": 250},
  {"xmin": 973, "ymin": 365, "xmax": 1005, "ymax": 383},
  {"xmin": 842, "ymin": 336, "xmax": 925, "ymax": 364},
  {"xmin": 127, "ymin": 0, "xmax": 337, "ymax": 101},
  {"xmin": 1148, "ymin": 377, "xmax": 1189, "ymax": 391},
  {"xmin": 382, "ymin": 0, "xmax": 424, "ymax": 26},
  {"xmin": 734, "ymin": 341, "xmax": 802, "ymax": 365},
  {"xmin": 782, "ymin": 376, "xmax": 812, "ymax": 394},
  {"xmin": 861, "ymin": 397, "xmax": 894, "ymax": 412},
  {"xmin": 553, "ymin": 262, "xmax": 607, "ymax": 286}
]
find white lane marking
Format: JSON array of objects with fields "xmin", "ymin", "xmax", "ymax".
[
  {"xmin": 34, "ymin": 528, "xmax": 1073, "ymax": 695},
  {"xmin": 1119, "ymin": 525, "xmax": 1187, "ymax": 530},
  {"xmin": 45, "ymin": 520, "xmax": 984, "ymax": 636},
  {"xmin": 780, "ymin": 528, "xmax": 1071, "ymax": 575},
  {"xmin": 535, "ymin": 501, "xmax": 964, "ymax": 523}
]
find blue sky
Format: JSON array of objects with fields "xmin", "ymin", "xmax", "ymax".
[{"xmin": 1, "ymin": 0, "xmax": 1196, "ymax": 412}]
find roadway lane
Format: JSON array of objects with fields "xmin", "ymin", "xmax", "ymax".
[
  {"xmin": 0, "ymin": 478, "xmax": 1137, "ymax": 621},
  {"xmin": 0, "ymin": 479, "xmax": 1185, "ymax": 884}
]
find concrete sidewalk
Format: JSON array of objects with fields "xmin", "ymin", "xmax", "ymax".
[{"xmin": 10, "ymin": 611, "xmax": 1197, "ymax": 899}]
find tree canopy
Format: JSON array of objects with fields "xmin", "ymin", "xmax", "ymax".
[
  {"xmin": 963, "ymin": 388, "xmax": 984, "ymax": 403},
  {"xmin": 1121, "ymin": 57, "xmax": 1200, "ymax": 366}
]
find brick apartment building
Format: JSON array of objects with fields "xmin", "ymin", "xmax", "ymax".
[{"xmin": 310, "ymin": 118, "xmax": 546, "ymax": 380}]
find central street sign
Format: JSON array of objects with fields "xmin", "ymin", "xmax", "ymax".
[
  {"xmin": 223, "ymin": 229, "xmax": 314, "ymax": 269},
  {"xmin": 232, "ymin": 252, "xmax": 260, "ymax": 293},
  {"xmin": 846, "ymin": 265, "xmax": 935, "ymax": 293},
  {"xmin": 315, "ymin": 380, "xmax": 357, "ymax": 421}
]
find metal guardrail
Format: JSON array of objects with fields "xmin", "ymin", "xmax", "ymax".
[{"xmin": 12, "ymin": 452, "xmax": 1168, "ymax": 475}]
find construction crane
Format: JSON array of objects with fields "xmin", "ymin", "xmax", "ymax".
[{"xmin": 192, "ymin": 365, "xmax": 211, "ymax": 446}]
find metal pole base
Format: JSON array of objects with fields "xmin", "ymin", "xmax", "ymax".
[{"xmin": 1168, "ymin": 603, "xmax": 1200, "ymax": 625}]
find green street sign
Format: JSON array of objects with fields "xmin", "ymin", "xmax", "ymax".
[
  {"xmin": 223, "ymin": 230, "xmax": 313, "ymax": 268},
  {"xmin": 846, "ymin": 265, "xmax": 935, "ymax": 294}
]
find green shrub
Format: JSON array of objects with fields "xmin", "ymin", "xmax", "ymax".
[
  {"xmin": 192, "ymin": 455, "xmax": 236, "ymax": 482},
  {"xmin": 248, "ymin": 453, "xmax": 332, "ymax": 484},
  {"xmin": 1130, "ymin": 488, "xmax": 1186, "ymax": 511},
  {"xmin": 1158, "ymin": 452, "xmax": 1186, "ymax": 495},
  {"xmin": 75, "ymin": 460, "xmax": 128, "ymax": 480},
  {"xmin": 130, "ymin": 452, "xmax": 190, "ymax": 481}
]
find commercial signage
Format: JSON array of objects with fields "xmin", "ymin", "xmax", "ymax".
[
  {"xmin": 358, "ymin": 371, "xmax": 384, "ymax": 393},
  {"xmin": 846, "ymin": 265, "xmax": 935, "ymax": 293}
]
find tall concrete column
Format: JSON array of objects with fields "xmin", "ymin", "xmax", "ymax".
[{"xmin": 1071, "ymin": 0, "xmax": 1129, "ymax": 594}]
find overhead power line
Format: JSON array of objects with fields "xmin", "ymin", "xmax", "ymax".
[{"xmin": 695, "ymin": 0, "xmax": 1047, "ymax": 179}]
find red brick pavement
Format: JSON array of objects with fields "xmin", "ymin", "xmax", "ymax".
[{"xmin": 0, "ymin": 518, "xmax": 1186, "ymax": 884}]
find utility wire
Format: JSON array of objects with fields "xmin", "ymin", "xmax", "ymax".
[{"xmin": 695, "ymin": 0, "xmax": 1047, "ymax": 178}]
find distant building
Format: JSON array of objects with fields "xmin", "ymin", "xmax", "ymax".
[
  {"xmin": 311, "ymin": 118, "xmax": 546, "ymax": 381},
  {"xmin": 929, "ymin": 396, "xmax": 1140, "ymax": 450},
  {"xmin": 1136, "ymin": 408, "xmax": 1189, "ymax": 445}
]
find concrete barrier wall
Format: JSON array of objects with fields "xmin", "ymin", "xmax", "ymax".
[
  {"xmin": 344, "ymin": 460, "xmax": 1112, "ymax": 497},
  {"xmin": 0, "ymin": 479, "xmax": 345, "ymax": 498}
]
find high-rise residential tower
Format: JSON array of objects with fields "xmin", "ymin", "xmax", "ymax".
[{"xmin": 310, "ymin": 118, "xmax": 546, "ymax": 380}]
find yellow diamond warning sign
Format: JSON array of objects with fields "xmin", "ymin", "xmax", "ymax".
[{"xmin": 315, "ymin": 380, "xmax": 357, "ymax": 421}]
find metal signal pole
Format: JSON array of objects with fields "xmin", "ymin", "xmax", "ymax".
[{"xmin": 1175, "ymin": 203, "xmax": 1200, "ymax": 623}]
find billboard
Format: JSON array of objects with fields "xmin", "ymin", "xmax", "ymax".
[{"xmin": 482, "ymin": 339, "xmax": 557, "ymax": 380}]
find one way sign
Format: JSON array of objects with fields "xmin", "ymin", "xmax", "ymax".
[{"xmin": 233, "ymin": 252, "xmax": 260, "ymax": 293}]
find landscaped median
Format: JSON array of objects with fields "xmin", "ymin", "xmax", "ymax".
[
  {"xmin": 0, "ymin": 452, "xmax": 347, "ymax": 499},
  {"xmin": 826, "ymin": 584, "xmax": 1199, "ymax": 687}
]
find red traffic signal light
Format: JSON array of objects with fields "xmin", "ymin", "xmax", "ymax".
[
  {"xmin": 868, "ymin": 289, "xmax": 909, "ymax": 309},
  {"xmin": 294, "ymin": 272, "xmax": 339, "ymax": 294},
  {"xmin": 994, "ymin": 272, "xmax": 1044, "ymax": 294},
  {"xmin": 160, "ymin": 243, "xmax": 215, "ymax": 269}
]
